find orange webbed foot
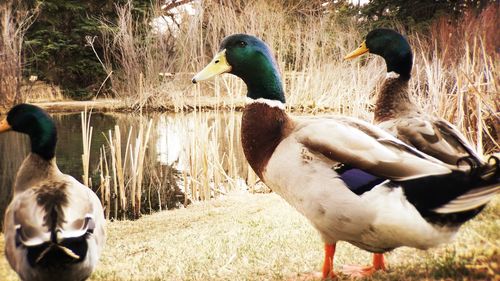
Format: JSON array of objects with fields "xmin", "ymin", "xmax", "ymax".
[
  {"xmin": 340, "ymin": 253, "xmax": 387, "ymax": 278},
  {"xmin": 340, "ymin": 265, "xmax": 377, "ymax": 278}
]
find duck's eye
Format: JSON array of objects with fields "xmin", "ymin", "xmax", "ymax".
[{"xmin": 238, "ymin": 41, "xmax": 247, "ymax": 48}]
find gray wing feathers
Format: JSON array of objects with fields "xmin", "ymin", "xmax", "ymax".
[
  {"xmin": 294, "ymin": 118, "xmax": 453, "ymax": 181},
  {"xmin": 380, "ymin": 117, "xmax": 483, "ymax": 166}
]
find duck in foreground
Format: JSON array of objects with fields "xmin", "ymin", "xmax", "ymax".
[
  {"xmin": 192, "ymin": 34, "xmax": 499, "ymax": 279},
  {"xmin": 344, "ymin": 28, "xmax": 487, "ymax": 168},
  {"xmin": 0, "ymin": 104, "xmax": 105, "ymax": 281}
]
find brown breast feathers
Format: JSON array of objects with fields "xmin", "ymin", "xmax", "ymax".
[
  {"xmin": 374, "ymin": 77, "xmax": 414, "ymax": 123},
  {"xmin": 241, "ymin": 102, "xmax": 291, "ymax": 179}
]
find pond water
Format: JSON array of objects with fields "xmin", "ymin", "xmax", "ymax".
[{"xmin": 0, "ymin": 111, "xmax": 249, "ymax": 222}]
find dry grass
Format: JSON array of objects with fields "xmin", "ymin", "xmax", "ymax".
[
  {"xmin": 97, "ymin": 1, "xmax": 372, "ymax": 117},
  {"xmin": 93, "ymin": 115, "xmax": 156, "ymax": 220},
  {"xmin": 184, "ymin": 108, "xmax": 249, "ymax": 202},
  {"xmin": 33, "ymin": 99, "xmax": 128, "ymax": 113},
  {"xmin": 74, "ymin": 110, "xmax": 251, "ymax": 221},
  {"xmin": 1, "ymin": 192, "xmax": 497, "ymax": 281},
  {"xmin": 86, "ymin": 110, "xmax": 249, "ymax": 220},
  {"xmin": 23, "ymin": 81, "xmax": 64, "ymax": 103},
  {"xmin": 96, "ymin": 1, "xmax": 498, "ymax": 152}
]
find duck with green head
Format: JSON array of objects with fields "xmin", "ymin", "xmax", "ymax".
[
  {"xmin": 193, "ymin": 34, "xmax": 499, "ymax": 279},
  {"xmin": 345, "ymin": 28, "xmax": 485, "ymax": 167},
  {"xmin": 0, "ymin": 104, "xmax": 105, "ymax": 281}
]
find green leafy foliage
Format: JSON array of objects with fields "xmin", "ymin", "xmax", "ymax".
[{"xmin": 23, "ymin": 0, "xmax": 151, "ymax": 99}]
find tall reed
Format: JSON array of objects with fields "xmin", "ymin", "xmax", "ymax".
[
  {"xmin": 81, "ymin": 107, "xmax": 93, "ymax": 187},
  {"xmin": 91, "ymin": 115, "xmax": 156, "ymax": 219},
  {"xmin": 107, "ymin": 126, "xmax": 125, "ymax": 218},
  {"xmin": 408, "ymin": 5, "xmax": 500, "ymax": 154},
  {"xmin": 81, "ymin": 110, "xmax": 254, "ymax": 219},
  {"xmin": 102, "ymin": 125, "xmax": 131, "ymax": 219},
  {"xmin": 0, "ymin": 1, "xmax": 37, "ymax": 110},
  {"xmin": 128, "ymin": 119, "xmax": 153, "ymax": 218},
  {"xmin": 98, "ymin": 146, "xmax": 111, "ymax": 219},
  {"xmin": 183, "ymin": 108, "xmax": 250, "ymax": 201}
]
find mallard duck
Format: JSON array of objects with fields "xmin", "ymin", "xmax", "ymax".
[
  {"xmin": 0, "ymin": 104, "xmax": 105, "ymax": 281},
  {"xmin": 344, "ymin": 28, "xmax": 485, "ymax": 167},
  {"xmin": 192, "ymin": 34, "xmax": 499, "ymax": 279}
]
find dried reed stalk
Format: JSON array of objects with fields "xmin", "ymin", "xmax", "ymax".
[
  {"xmin": 114, "ymin": 126, "xmax": 127, "ymax": 217},
  {"xmin": 128, "ymin": 119, "xmax": 153, "ymax": 219},
  {"xmin": 99, "ymin": 146, "xmax": 111, "ymax": 219},
  {"xmin": 102, "ymin": 128, "xmax": 117, "ymax": 219},
  {"xmin": 81, "ymin": 107, "xmax": 93, "ymax": 187}
]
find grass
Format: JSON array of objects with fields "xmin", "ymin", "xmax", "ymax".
[{"xmin": 1, "ymin": 192, "xmax": 497, "ymax": 281}]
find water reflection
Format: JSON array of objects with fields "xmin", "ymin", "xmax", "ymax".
[
  {"xmin": 0, "ymin": 111, "xmax": 247, "ymax": 222},
  {"xmin": 156, "ymin": 115, "xmax": 183, "ymax": 167}
]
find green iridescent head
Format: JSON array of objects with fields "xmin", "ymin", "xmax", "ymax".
[
  {"xmin": 1, "ymin": 104, "xmax": 57, "ymax": 160},
  {"xmin": 192, "ymin": 34, "xmax": 285, "ymax": 103},
  {"xmin": 346, "ymin": 28, "xmax": 413, "ymax": 79}
]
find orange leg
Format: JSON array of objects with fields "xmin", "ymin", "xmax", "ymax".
[
  {"xmin": 340, "ymin": 253, "xmax": 387, "ymax": 277},
  {"xmin": 372, "ymin": 253, "xmax": 387, "ymax": 271},
  {"xmin": 322, "ymin": 243, "xmax": 336, "ymax": 280}
]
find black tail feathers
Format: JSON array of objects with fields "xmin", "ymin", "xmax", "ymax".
[
  {"xmin": 484, "ymin": 155, "xmax": 500, "ymax": 181},
  {"xmin": 456, "ymin": 155, "xmax": 500, "ymax": 183},
  {"xmin": 405, "ymin": 155, "xmax": 500, "ymax": 226}
]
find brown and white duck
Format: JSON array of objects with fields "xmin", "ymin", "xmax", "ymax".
[
  {"xmin": 0, "ymin": 104, "xmax": 105, "ymax": 281},
  {"xmin": 192, "ymin": 33, "xmax": 499, "ymax": 279},
  {"xmin": 345, "ymin": 28, "xmax": 485, "ymax": 167}
]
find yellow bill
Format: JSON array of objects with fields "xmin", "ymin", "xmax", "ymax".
[
  {"xmin": 192, "ymin": 49, "xmax": 232, "ymax": 83},
  {"xmin": 344, "ymin": 41, "xmax": 369, "ymax": 60},
  {"xmin": 0, "ymin": 118, "xmax": 11, "ymax": 133}
]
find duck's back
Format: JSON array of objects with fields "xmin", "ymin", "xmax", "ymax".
[
  {"xmin": 378, "ymin": 113, "xmax": 483, "ymax": 166},
  {"xmin": 369, "ymin": 67, "xmax": 484, "ymax": 166},
  {"xmin": 4, "ymin": 175, "xmax": 105, "ymax": 281}
]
